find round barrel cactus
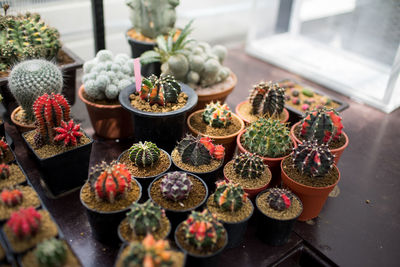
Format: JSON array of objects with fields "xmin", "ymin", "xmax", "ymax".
[
  {"xmin": 202, "ymin": 101, "xmax": 232, "ymax": 128},
  {"xmin": 160, "ymin": 171, "xmax": 192, "ymax": 201},
  {"xmin": 35, "ymin": 238, "xmax": 67, "ymax": 267},
  {"xmin": 128, "ymin": 141, "xmax": 160, "ymax": 167},
  {"xmin": 267, "ymin": 188, "xmax": 293, "ymax": 211},
  {"xmin": 126, "ymin": 200, "xmax": 163, "ymax": 236},
  {"xmin": 249, "ymin": 81, "xmax": 285, "ymax": 117},
  {"xmin": 214, "ymin": 181, "xmax": 247, "ymax": 212},
  {"xmin": 139, "ymin": 74, "xmax": 181, "ymax": 106},
  {"xmin": 233, "ymin": 152, "xmax": 265, "ymax": 179}
]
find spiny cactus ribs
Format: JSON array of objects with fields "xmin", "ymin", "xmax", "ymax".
[
  {"xmin": 160, "ymin": 171, "xmax": 193, "ymax": 201},
  {"xmin": 139, "ymin": 74, "xmax": 181, "ymax": 106},
  {"xmin": 128, "ymin": 141, "xmax": 160, "ymax": 167},
  {"xmin": 127, "ymin": 200, "xmax": 163, "ymax": 236},
  {"xmin": 90, "ymin": 161, "xmax": 132, "ymax": 203},
  {"xmin": 0, "ymin": 138, "xmax": 9, "ymax": 160},
  {"xmin": 35, "ymin": 238, "xmax": 67, "ymax": 267},
  {"xmin": 233, "ymin": 152, "xmax": 265, "ymax": 179},
  {"xmin": 300, "ymin": 107, "xmax": 343, "ymax": 144},
  {"xmin": 267, "ymin": 188, "xmax": 293, "ymax": 211},
  {"xmin": 0, "ymin": 163, "xmax": 10, "ymax": 179},
  {"xmin": 202, "ymin": 101, "xmax": 232, "ymax": 128},
  {"xmin": 249, "ymin": 81, "xmax": 285, "ymax": 117},
  {"xmin": 293, "ymin": 140, "xmax": 334, "ymax": 177},
  {"xmin": 53, "ymin": 119, "xmax": 83, "ymax": 147},
  {"xmin": 7, "ymin": 207, "xmax": 41, "ymax": 239},
  {"xmin": 1, "ymin": 188, "xmax": 23, "ymax": 207},
  {"xmin": 214, "ymin": 181, "xmax": 247, "ymax": 212}
]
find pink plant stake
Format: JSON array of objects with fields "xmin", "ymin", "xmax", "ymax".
[{"xmin": 133, "ymin": 58, "xmax": 142, "ymax": 93}]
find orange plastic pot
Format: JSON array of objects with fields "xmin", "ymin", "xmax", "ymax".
[
  {"xmin": 10, "ymin": 106, "xmax": 35, "ymax": 133},
  {"xmin": 78, "ymin": 85, "xmax": 134, "ymax": 139},
  {"xmin": 235, "ymin": 100, "xmax": 289, "ymax": 126},
  {"xmin": 290, "ymin": 121, "xmax": 349, "ymax": 164},
  {"xmin": 281, "ymin": 159, "xmax": 340, "ymax": 221}
]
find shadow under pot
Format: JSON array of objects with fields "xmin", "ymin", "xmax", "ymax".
[
  {"xmin": 79, "ymin": 179, "xmax": 142, "ymax": 245},
  {"xmin": 255, "ymin": 188, "xmax": 303, "ymax": 246},
  {"xmin": 119, "ymin": 82, "xmax": 198, "ymax": 153},
  {"xmin": 22, "ymin": 130, "xmax": 93, "ymax": 198}
]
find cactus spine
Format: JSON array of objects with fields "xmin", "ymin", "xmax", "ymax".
[
  {"xmin": 233, "ymin": 152, "xmax": 266, "ymax": 179},
  {"xmin": 7, "ymin": 207, "xmax": 41, "ymax": 239},
  {"xmin": 202, "ymin": 101, "xmax": 232, "ymax": 128},
  {"xmin": 128, "ymin": 141, "xmax": 160, "ymax": 167},
  {"xmin": 35, "ymin": 238, "xmax": 67, "ymax": 267},
  {"xmin": 214, "ymin": 181, "xmax": 247, "ymax": 212},
  {"xmin": 1, "ymin": 188, "xmax": 23, "ymax": 207},
  {"xmin": 160, "ymin": 171, "xmax": 193, "ymax": 201},
  {"xmin": 139, "ymin": 74, "xmax": 181, "ymax": 106},
  {"xmin": 267, "ymin": 188, "xmax": 293, "ymax": 211},
  {"xmin": 126, "ymin": 200, "xmax": 163, "ymax": 236},
  {"xmin": 249, "ymin": 81, "xmax": 285, "ymax": 117}
]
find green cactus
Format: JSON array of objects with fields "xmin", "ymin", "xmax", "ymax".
[
  {"xmin": 267, "ymin": 188, "xmax": 293, "ymax": 211},
  {"xmin": 233, "ymin": 152, "xmax": 266, "ymax": 179},
  {"xmin": 214, "ymin": 181, "xmax": 247, "ymax": 212},
  {"xmin": 128, "ymin": 141, "xmax": 160, "ymax": 167},
  {"xmin": 202, "ymin": 101, "xmax": 232, "ymax": 128},
  {"xmin": 139, "ymin": 74, "xmax": 181, "ymax": 106},
  {"xmin": 242, "ymin": 118, "xmax": 292, "ymax": 158},
  {"xmin": 249, "ymin": 81, "xmax": 285, "ymax": 117},
  {"xmin": 8, "ymin": 59, "xmax": 63, "ymax": 121},
  {"xmin": 34, "ymin": 238, "xmax": 67, "ymax": 267},
  {"xmin": 126, "ymin": 200, "xmax": 163, "ymax": 236}
]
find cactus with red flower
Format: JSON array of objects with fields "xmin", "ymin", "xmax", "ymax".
[
  {"xmin": 267, "ymin": 188, "xmax": 293, "ymax": 211},
  {"xmin": 7, "ymin": 207, "xmax": 41, "ymax": 239},
  {"xmin": 0, "ymin": 163, "xmax": 10, "ymax": 180},
  {"xmin": 1, "ymin": 188, "xmax": 23, "ymax": 207},
  {"xmin": 0, "ymin": 138, "xmax": 9, "ymax": 161},
  {"xmin": 202, "ymin": 101, "xmax": 232, "ymax": 128},
  {"xmin": 214, "ymin": 181, "xmax": 247, "ymax": 212},
  {"xmin": 53, "ymin": 119, "xmax": 83, "ymax": 147},
  {"xmin": 139, "ymin": 74, "xmax": 181, "ymax": 106}
]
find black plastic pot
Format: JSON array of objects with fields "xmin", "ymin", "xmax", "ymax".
[
  {"xmin": 80, "ymin": 180, "xmax": 142, "ymax": 246},
  {"xmin": 119, "ymin": 83, "xmax": 198, "ymax": 154},
  {"xmin": 255, "ymin": 189, "xmax": 303, "ymax": 246},
  {"xmin": 22, "ymin": 130, "xmax": 93, "ymax": 198}
]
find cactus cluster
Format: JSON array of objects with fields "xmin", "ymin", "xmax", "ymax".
[
  {"xmin": 139, "ymin": 74, "xmax": 181, "ymax": 106},
  {"xmin": 292, "ymin": 140, "xmax": 334, "ymax": 177},
  {"xmin": 128, "ymin": 141, "xmax": 160, "ymax": 167},
  {"xmin": 126, "ymin": 200, "xmax": 163, "ymax": 236},
  {"xmin": 233, "ymin": 152, "xmax": 266, "ymax": 179},
  {"xmin": 82, "ymin": 50, "xmax": 135, "ymax": 100},
  {"xmin": 202, "ymin": 101, "xmax": 232, "ymax": 128},
  {"xmin": 8, "ymin": 59, "xmax": 63, "ymax": 121},
  {"xmin": 35, "ymin": 238, "xmax": 67, "ymax": 267},
  {"xmin": 7, "ymin": 207, "xmax": 41, "ymax": 239},
  {"xmin": 267, "ymin": 188, "xmax": 293, "ymax": 211},
  {"xmin": 53, "ymin": 119, "xmax": 83, "ymax": 147},
  {"xmin": 249, "ymin": 81, "xmax": 285, "ymax": 117},
  {"xmin": 300, "ymin": 107, "xmax": 343, "ymax": 144},
  {"xmin": 0, "ymin": 138, "xmax": 9, "ymax": 160},
  {"xmin": 160, "ymin": 171, "xmax": 193, "ymax": 202},
  {"xmin": 242, "ymin": 118, "xmax": 292, "ymax": 158},
  {"xmin": 0, "ymin": 163, "xmax": 10, "ymax": 179},
  {"xmin": 1, "ymin": 188, "xmax": 23, "ymax": 207},
  {"xmin": 214, "ymin": 181, "xmax": 247, "ymax": 212},
  {"xmin": 90, "ymin": 161, "xmax": 132, "ymax": 203}
]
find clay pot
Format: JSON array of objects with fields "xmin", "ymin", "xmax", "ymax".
[
  {"xmin": 290, "ymin": 121, "xmax": 349, "ymax": 164},
  {"xmin": 78, "ymin": 85, "xmax": 134, "ymax": 139},
  {"xmin": 235, "ymin": 100, "xmax": 290, "ymax": 125},
  {"xmin": 280, "ymin": 160, "xmax": 340, "ymax": 221},
  {"xmin": 10, "ymin": 107, "xmax": 35, "ymax": 133}
]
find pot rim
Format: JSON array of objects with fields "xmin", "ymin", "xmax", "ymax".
[
  {"xmin": 235, "ymin": 100, "xmax": 289, "ymax": 124},
  {"xmin": 195, "ymin": 72, "xmax": 237, "ymax": 97},
  {"xmin": 10, "ymin": 106, "xmax": 35, "ymax": 128},
  {"xmin": 125, "ymin": 28, "xmax": 157, "ymax": 45},
  {"xmin": 78, "ymin": 85, "xmax": 123, "ymax": 109},
  {"xmin": 171, "ymin": 149, "xmax": 224, "ymax": 175}
]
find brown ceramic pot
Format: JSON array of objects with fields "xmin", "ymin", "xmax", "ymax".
[
  {"xmin": 10, "ymin": 106, "xmax": 35, "ymax": 133},
  {"xmin": 235, "ymin": 100, "xmax": 290, "ymax": 125}
]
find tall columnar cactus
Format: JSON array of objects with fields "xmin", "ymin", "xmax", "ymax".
[
  {"xmin": 214, "ymin": 181, "xmax": 247, "ymax": 212},
  {"xmin": 242, "ymin": 118, "xmax": 292, "ymax": 158},
  {"xmin": 7, "ymin": 207, "xmax": 41, "ymax": 239},
  {"xmin": 292, "ymin": 140, "xmax": 334, "ymax": 177},
  {"xmin": 53, "ymin": 119, "xmax": 83, "ymax": 147},
  {"xmin": 300, "ymin": 107, "xmax": 343, "ymax": 144},
  {"xmin": 160, "ymin": 171, "xmax": 193, "ymax": 201},
  {"xmin": 202, "ymin": 101, "xmax": 232, "ymax": 128},
  {"xmin": 182, "ymin": 209, "xmax": 225, "ymax": 249},
  {"xmin": 249, "ymin": 81, "xmax": 285, "ymax": 117},
  {"xmin": 0, "ymin": 163, "xmax": 10, "ymax": 179},
  {"xmin": 177, "ymin": 135, "xmax": 224, "ymax": 166},
  {"xmin": 1, "ymin": 188, "xmax": 23, "ymax": 207},
  {"xmin": 0, "ymin": 138, "xmax": 9, "ymax": 160},
  {"xmin": 267, "ymin": 188, "xmax": 293, "ymax": 211},
  {"xmin": 125, "ymin": 0, "xmax": 179, "ymax": 39},
  {"xmin": 139, "ymin": 74, "xmax": 181, "ymax": 106},
  {"xmin": 8, "ymin": 60, "xmax": 63, "ymax": 121},
  {"xmin": 126, "ymin": 200, "xmax": 163, "ymax": 236},
  {"xmin": 233, "ymin": 152, "xmax": 266, "ymax": 179},
  {"xmin": 35, "ymin": 238, "xmax": 67, "ymax": 267},
  {"xmin": 90, "ymin": 161, "xmax": 132, "ymax": 203},
  {"xmin": 128, "ymin": 141, "xmax": 160, "ymax": 167}
]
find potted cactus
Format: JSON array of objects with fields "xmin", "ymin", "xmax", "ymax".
[
  {"xmin": 0, "ymin": 137, "xmax": 14, "ymax": 164},
  {"xmin": 187, "ymin": 101, "xmax": 245, "ymax": 161},
  {"xmin": 80, "ymin": 161, "xmax": 142, "ymax": 244},
  {"xmin": 0, "ymin": 186, "xmax": 41, "ymax": 221},
  {"xmin": 255, "ymin": 188, "xmax": 303, "ymax": 246},
  {"xmin": 281, "ymin": 140, "xmax": 340, "ymax": 221},
  {"xmin": 118, "ymin": 200, "xmax": 171, "ymax": 243},
  {"xmin": 206, "ymin": 181, "xmax": 253, "ymax": 249},
  {"xmin": 174, "ymin": 209, "xmax": 227, "ymax": 267},
  {"xmin": 119, "ymin": 73, "xmax": 197, "ymax": 152},
  {"xmin": 290, "ymin": 107, "xmax": 349, "ymax": 164},
  {"xmin": 223, "ymin": 152, "xmax": 272, "ymax": 198},
  {"xmin": 236, "ymin": 81, "xmax": 290, "ymax": 125},
  {"xmin": 0, "ymin": 162, "xmax": 26, "ymax": 190}
]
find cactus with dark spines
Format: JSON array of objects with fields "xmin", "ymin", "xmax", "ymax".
[
  {"xmin": 128, "ymin": 141, "xmax": 160, "ymax": 167},
  {"xmin": 202, "ymin": 101, "xmax": 232, "ymax": 128},
  {"xmin": 177, "ymin": 135, "xmax": 212, "ymax": 166},
  {"xmin": 35, "ymin": 238, "xmax": 67, "ymax": 267},
  {"xmin": 0, "ymin": 138, "xmax": 9, "ymax": 161},
  {"xmin": 233, "ymin": 152, "xmax": 266, "ymax": 179},
  {"xmin": 214, "ymin": 181, "xmax": 247, "ymax": 212},
  {"xmin": 249, "ymin": 81, "xmax": 285, "ymax": 117},
  {"xmin": 139, "ymin": 74, "xmax": 181, "ymax": 106},
  {"xmin": 0, "ymin": 163, "xmax": 10, "ymax": 179},
  {"xmin": 126, "ymin": 200, "xmax": 163, "ymax": 236},
  {"xmin": 160, "ymin": 171, "xmax": 193, "ymax": 201},
  {"xmin": 1, "ymin": 188, "xmax": 23, "ymax": 207},
  {"xmin": 267, "ymin": 188, "xmax": 293, "ymax": 211},
  {"xmin": 7, "ymin": 207, "xmax": 41, "ymax": 239},
  {"xmin": 53, "ymin": 119, "xmax": 83, "ymax": 147}
]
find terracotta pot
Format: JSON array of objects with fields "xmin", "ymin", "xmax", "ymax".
[
  {"xmin": 235, "ymin": 100, "xmax": 290, "ymax": 125},
  {"xmin": 280, "ymin": 159, "xmax": 340, "ymax": 221},
  {"xmin": 10, "ymin": 106, "xmax": 35, "ymax": 133},
  {"xmin": 187, "ymin": 110, "xmax": 245, "ymax": 163},
  {"xmin": 78, "ymin": 85, "xmax": 134, "ymax": 139},
  {"xmin": 290, "ymin": 121, "xmax": 349, "ymax": 164}
]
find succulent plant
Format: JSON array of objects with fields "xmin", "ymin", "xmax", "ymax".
[
  {"xmin": 35, "ymin": 238, "xmax": 67, "ymax": 267},
  {"xmin": 202, "ymin": 101, "xmax": 232, "ymax": 128},
  {"xmin": 198, "ymin": 136, "xmax": 225, "ymax": 160},
  {"xmin": 90, "ymin": 161, "xmax": 132, "ymax": 203},
  {"xmin": 233, "ymin": 152, "xmax": 266, "ymax": 179},
  {"xmin": 1, "ymin": 188, "xmax": 23, "ymax": 207},
  {"xmin": 139, "ymin": 74, "xmax": 181, "ymax": 106},
  {"xmin": 214, "ymin": 181, "xmax": 247, "ymax": 212},
  {"xmin": 82, "ymin": 50, "xmax": 135, "ymax": 100},
  {"xmin": 8, "ymin": 59, "xmax": 63, "ymax": 121},
  {"xmin": 0, "ymin": 163, "xmax": 10, "ymax": 179},
  {"xmin": 300, "ymin": 107, "xmax": 343, "ymax": 144},
  {"xmin": 249, "ymin": 81, "xmax": 285, "ymax": 117},
  {"xmin": 128, "ymin": 141, "xmax": 160, "ymax": 167},
  {"xmin": 292, "ymin": 140, "xmax": 334, "ymax": 177},
  {"xmin": 126, "ymin": 200, "xmax": 163, "ymax": 236},
  {"xmin": 53, "ymin": 119, "xmax": 83, "ymax": 147},
  {"xmin": 0, "ymin": 138, "xmax": 9, "ymax": 160},
  {"xmin": 242, "ymin": 118, "xmax": 292, "ymax": 158},
  {"xmin": 7, "ymin": 207, "xmax": 41, "ymax": 239},
  {"xmin": 160, "ymin": 171, "xmax": 193, "ymax": 201},
  {"xmin": 182, "ymin": 209, "xmax": 225, "ymax": 249},
  {"xmin": 267, "ymin": 188, "xmax": 293, "ymax": 211}
]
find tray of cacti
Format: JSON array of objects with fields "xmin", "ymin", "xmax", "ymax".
[
  {"xmin": 119, "ymin": 73, "xmax": 198, "ymax": 153},
  {"xmin": 0, "ymin": 159, "xmax": 28, "ymax": 192},
  {"xmin": 281, "ymin": 140, "xmax": 341, "ymax": 221},
  {"xmin": 79, "ymin": 161, "xmax": 142, "ymax": 245}
]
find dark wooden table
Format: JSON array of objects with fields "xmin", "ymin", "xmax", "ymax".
[{"xmin": 7, "ymin": 46, "xmax": 400, "ymax": 267}]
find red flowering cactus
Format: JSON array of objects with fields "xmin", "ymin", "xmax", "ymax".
[
  {"xmin": 7, "ymin": 207, "xmax": 41, "ymax": 239},
  {"xmin": 199, "ymin": 137, "xmax": 225, "ymax": 160},
  {"xmin": 1, "ymin": 188, "xmax": 23, "ymax": 207},
  {"xmin": 53, "ymin": 119, "xmax": 83, "ymax": 147},
  {"xmin": 0, "ymin": 138, "xmax": 9, "ymax": 160},
  {"xmin": 0, "ymin": 163, "xmax": 10, "ymax": 179}
]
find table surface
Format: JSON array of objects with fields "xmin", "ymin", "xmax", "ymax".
[{"xmin": 6, "ymin": 46, "xmax": 400, "ymax": 267}]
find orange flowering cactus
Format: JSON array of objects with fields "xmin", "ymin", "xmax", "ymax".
[{"xmin": 202, "ymin": 101, "xmax": 232, "ymax": 128}]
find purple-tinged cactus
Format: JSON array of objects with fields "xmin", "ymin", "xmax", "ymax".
[{"xmin": 160, "ymin": 172, "xmax": 193, "ymax": 201}]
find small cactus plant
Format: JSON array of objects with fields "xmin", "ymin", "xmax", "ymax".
[
  {"xmin": 249, "ymin": 81, "xmax": 285, "ymax": 117},
  {"xmin": 267, "ymin": 188, "xmax": 293, "ymax": 211},
  {"xmin": 0, "ymin": 163, "xmax": 10, "ymax": 179},
  {"xmin": 126, "ymin": 200, "xmax": 163, "ymax": 236},
  {"xmin": 1, "ymin": 188, "xmax": 23, "ymax": 207},
  {"xmin": 139, "ymin": 74, "xmax": 181, "ymax": 106},
  {"xmin": 292, "ymin": 140, "xmax": 334, "ymax": 177},
  {"xmin": 128, "ymin": 141, "xmax": 160, "ymax": 167},
  {"xmin": 202, "ymin": 101, "xmax": 232, "ymax": 128},
  {"xmin": 34, "ymin": 238, "xmax": 67, "ymax": 267},
  {"xmin": 214, "ymin": 181, "xmax": 247, "ymax": 212},
  {"xmin": 233, "ymin": 152, "xmax": 266, "ymax": 179},
  {"xmin": 160, "ymin": 171, "xmax": 193, "ymax": 201},
  {"xmin": 0, "ymin": 138, "xmax": 9, "ymax": 160},
  {"xmin": 53, "ymin": 119, "xmax": 83, "ymax": 147},
  {"xmin": 89, "ymin": 161, "xmax": 132, "ymax": 203},
  {"xmin": 242, "ymin": 118, "xmax": 292, "ymax": 158},
  {"xmin": 7, "ymin": 207, "xmax": 41, "ymax": 239}
]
